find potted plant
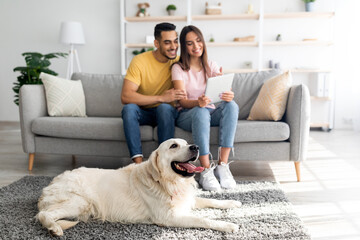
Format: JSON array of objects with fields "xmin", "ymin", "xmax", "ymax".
[
  {"xmin": 12, "ymin": 52, "xmax": 67, "ymax": 106},
  {"xmin": 132, "ymin": 48, "xmax": 154, "ymax": 56},
  {"xmin": 303, "ymin": 0, "xmax": 316, "ymax": 12},
  {"xmin": 166, "ymin": 4, "xmax": 176, "ymax": 16}
]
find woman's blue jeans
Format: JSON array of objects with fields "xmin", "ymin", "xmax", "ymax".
[
  {"xmin": 176, "ymin": 101, "xmax": 239, "ymax": 156},
  {"xmin": 122, "ymin": 103, "xmax": 178, "ymax": 158}
]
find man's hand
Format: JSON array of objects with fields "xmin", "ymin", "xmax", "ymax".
[
  {"xmin": 198, "ymin": 94, "xmax": 212, "ymax": 108},
  {"xmin": 160, "ymin": 88, "xmax": 187, "ymax": 103},
  {"xmin": 220, "ymin": 90, "xmax": 234, "ymax": 102}
]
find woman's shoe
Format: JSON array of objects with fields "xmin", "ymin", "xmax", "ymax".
[
  {"xmin": 199, "ymin": 163, "xmax": 221, "ymax": 191},
  {"xmin": 214, "ymin": 162, "xmax": 237, "ymax": 189}
]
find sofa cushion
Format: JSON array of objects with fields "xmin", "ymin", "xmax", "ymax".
[
  {"xmin": 32, "ymin": 117, "xmax": 153, "ymax": 141},
  {"xmin": 71, "ymin": 73, "xmax": 123, "ymax": 117},
  {"xmin": 232, "ymin": 70, "xmax": 281, "ymax": 120},
  {"xmin": 248, "ymin": 71, "xmax": 292, "ymax": 121},
  {"xmin": 40, "ymin": 72, "xmax": 86, "ymax": 117},
  {"xmin": 232, "ymin": 120, "xmax": 290, "ymax": 142},
  {"xmin": 154, "ymin": 120, "xmax": 289, "ymax": 144}
]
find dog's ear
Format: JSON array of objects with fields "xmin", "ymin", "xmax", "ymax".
[{"xmin": 149, "ymin": 150, "xmax": 160, "ymax": 181}]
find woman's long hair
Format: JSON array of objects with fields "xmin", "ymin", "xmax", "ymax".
[{"xmin": 175, "ymin": 25, "xmax": 210, "ymax": 79}]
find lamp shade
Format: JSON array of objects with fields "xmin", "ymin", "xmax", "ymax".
[{"xmin": 59, "ymin": 21, "xmax": 85, "ymax": 45}]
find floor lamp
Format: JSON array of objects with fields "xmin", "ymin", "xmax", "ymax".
[{"xmin": 59, "ymin": 21, "xmax": 85, "ymax": 79}]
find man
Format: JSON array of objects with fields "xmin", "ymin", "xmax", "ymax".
[{"xmin": 121, "ymin": 22, "xmax": 186, "ymax": 164}]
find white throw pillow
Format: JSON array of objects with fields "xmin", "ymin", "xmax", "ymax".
[{"xmin": 40, "ymin": 72, "xmax": 86, "ymax": 117}]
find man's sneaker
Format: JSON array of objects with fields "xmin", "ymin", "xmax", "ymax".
[
  {"xmin": 199, "ymin": 163, "xmax": 221, "ymax": 191},
  {"xmin": 214, "ymin": 161, "xmax": 237, "ymax": 189}
]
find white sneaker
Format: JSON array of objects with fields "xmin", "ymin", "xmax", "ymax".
[
  {"xmin": 199, "ymin": 163, "xmax": 221, "ymax": 191},
  {"xmin": 214, "ymin": 161, "xmax": 237, "ymax": 189}
]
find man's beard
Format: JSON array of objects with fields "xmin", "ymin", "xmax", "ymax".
[
  {"xmin": 159, "ymin": 47, "xmax": 177, "ymax": 60},
  {"xmin": 166, "ymin": 55, "xmax": 177, "ymax": 60}
]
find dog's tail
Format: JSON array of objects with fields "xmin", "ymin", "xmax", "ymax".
[{"xmin": 56, "ymin": 220, "xmax": 79, "ymax": 230}]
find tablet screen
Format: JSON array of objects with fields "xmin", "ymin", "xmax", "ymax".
[{"xmin": 204, "ymin": 73, "xmax": 234, "ymax": 104}]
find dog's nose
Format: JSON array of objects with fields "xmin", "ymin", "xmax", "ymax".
[{"xmin": 189, "ymin": 145, "xmax": 199, "ymax": 152}]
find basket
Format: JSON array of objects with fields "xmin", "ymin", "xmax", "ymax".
[{"xmin": 205, "ymin": 8, "xmax": 222, "ymax": 15}]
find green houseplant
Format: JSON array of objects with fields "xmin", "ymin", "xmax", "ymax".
[
  {"xmin": 166, "ymin": 4, "xmax": 176, "ymax": 16},
  {"xmin": 302, "ymin": 0, "xmax": 316, "ymax": 12},
  {"xmin": 12, "ymin": 52, "xmax": 67, "ymax": 105},
  {"xmin": 132, "ymin": 48, "xmax": 154, "ymax": 55}
]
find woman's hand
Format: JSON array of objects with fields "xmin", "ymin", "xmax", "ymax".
[
  {"xmin": 198, "ymin": 94, "xmax": 211, "ymax": 108},
  {"xmin": 160, "ymin": 88, "xmax": 187, "ymax": 103},
  {"xmin": 215, "ymin": 67, "xmax": 223, "ymax": 76},
  {"xmin": 220, "ymin": 90, "xmax": 234, "ymax": 102}
]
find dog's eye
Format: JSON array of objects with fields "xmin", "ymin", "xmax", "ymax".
[{"xmin": 170, "ymin": 143, "xmax": 178, "ymax": 149}]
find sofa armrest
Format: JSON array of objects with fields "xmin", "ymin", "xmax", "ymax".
[
  {"xmin": 19, "ymin": 85, "xmax": 47, "ymax": 153},
  {"xmin": 284, "ymin": 84, "xmax": 311, "ymax": 162}
]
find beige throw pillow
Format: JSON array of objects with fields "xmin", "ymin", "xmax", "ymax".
[
  {"xmin": 40, "ymin": 72, "xmax": 86, "ymax": 117},
  {"xmin": 247, "ymin": 71, "xmax": 291, "ymax": 121}
]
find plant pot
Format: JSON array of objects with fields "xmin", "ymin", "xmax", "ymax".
[
  {"xmin": 305, "ymin": 2, "xmax": 314, "ymax": 12},
  {"xmin": 167, "ymin": 10, "xmax": 175, "ymax": 16}
]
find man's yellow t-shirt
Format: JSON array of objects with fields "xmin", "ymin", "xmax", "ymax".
[{"xmin": 125, "ymin": 51, "xmax": 179, "ymax": 108}]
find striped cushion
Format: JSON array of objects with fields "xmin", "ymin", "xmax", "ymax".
[
  {"xmin": 247, "ymin": 71, "xmax": 291, "ymax": 121},
  {"xmin": 40, "ymin": 73, "xmax": 86, "ymax": 117}
]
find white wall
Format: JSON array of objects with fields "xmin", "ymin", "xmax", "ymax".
[
  {"xmin": 333, "ymin": 0, "xmax": 360, "ymax": 130},
  {"xmin": 0, "ymin": 0, "xmax": 359, "ymax": 130},
  {"xmin": 0, "ymin": 0, "xmax": 121, "ymax": 122}
]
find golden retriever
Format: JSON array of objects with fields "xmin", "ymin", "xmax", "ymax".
[{"xmin": 36, "ymin": 138, "xmax": 242, "ymax": 236}]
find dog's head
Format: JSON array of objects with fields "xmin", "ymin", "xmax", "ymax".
[{"xmin": 149, "ymin": 138, "xmax": 204, "ymax": 181}]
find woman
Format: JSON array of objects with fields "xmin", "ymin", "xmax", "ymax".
[{"xmin": 171, "ymin": 25, "xmax": 239, "ymax": 191}]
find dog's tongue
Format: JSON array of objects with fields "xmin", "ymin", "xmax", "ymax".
[{"xmin": 178, "ymin": 162, "xmax": 204, "ymax": 173}]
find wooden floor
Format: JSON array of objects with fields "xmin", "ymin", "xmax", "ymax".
[{"xmin": 1, "ymin": 121, "xmax": 360, "ymax": 239}]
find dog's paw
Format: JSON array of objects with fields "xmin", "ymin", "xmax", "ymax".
[
  {"xmin": 230, "ymin": 200, "xmax": 242, "ymax": 208},
  {"xmin": 214, "ymin": 220, "xmax": 239, "ymax": 233},
  {"xmin": 223, "ymin": 222, "xmax": 239, "ymax": 233},
  {"xmin": 224, "ymin": 200, "xmax": 242, "ymax": 208}
]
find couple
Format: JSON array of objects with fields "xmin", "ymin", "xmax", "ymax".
[{"xmin": 121, "ymin": 22, "xmax": 239, "ymax": 191}]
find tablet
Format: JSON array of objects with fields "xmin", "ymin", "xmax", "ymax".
[{"xmin": 204, "ymin": 73, "xmax": 234, "ymax": 104}]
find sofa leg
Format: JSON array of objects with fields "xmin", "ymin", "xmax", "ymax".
[
  {"xmin": 28, "ymin": 153, "xmax": 35, "ymax": 171},
  {"xmin": 294, "ymin": 162, "xmax": 301, "ymax": 182}
]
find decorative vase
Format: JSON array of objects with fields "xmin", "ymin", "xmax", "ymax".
[
  {"xmin": 167, "ymin": 10, "xmax": 175, "ymax": 16},
  {"xmin": 305, "ymin": 2, "xmax": 314, "ymax": 12},
  {"xmin": 269, "ymin": 60, "xmax": 273, "ymax": 68}
]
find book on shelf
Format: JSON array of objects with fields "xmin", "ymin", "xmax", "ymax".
[{"xmin": 309, "ymin": 73, "xmax": 331, "ymax": 97}]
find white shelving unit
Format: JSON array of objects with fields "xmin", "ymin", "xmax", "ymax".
[{"xmin": 120, "ymin": 0, "xmax": 335, "ymax": 129}]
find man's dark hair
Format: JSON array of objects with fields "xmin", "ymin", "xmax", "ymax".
[{"xmin": 154, "ymin": 22, "xmax": 176, "ymax": 40}]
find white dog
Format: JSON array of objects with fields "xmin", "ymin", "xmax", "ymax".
[{"xmin": 36, "ymin": 138, "xmax": 242, "ymax": 236}]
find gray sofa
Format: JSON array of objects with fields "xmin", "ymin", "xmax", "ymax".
[{"xmin": 19, "ymin": 70, "xmax": 310, "ymax": 181}]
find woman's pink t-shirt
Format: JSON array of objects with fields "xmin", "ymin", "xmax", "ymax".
[{"xmin": 171, "ymin": 60, "xmax": 220, "ymax": 109}]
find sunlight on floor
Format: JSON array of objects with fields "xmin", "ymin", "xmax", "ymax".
[{"xmin": 270, "ymin": 136, "xmax": 360, "ymax": 240}]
